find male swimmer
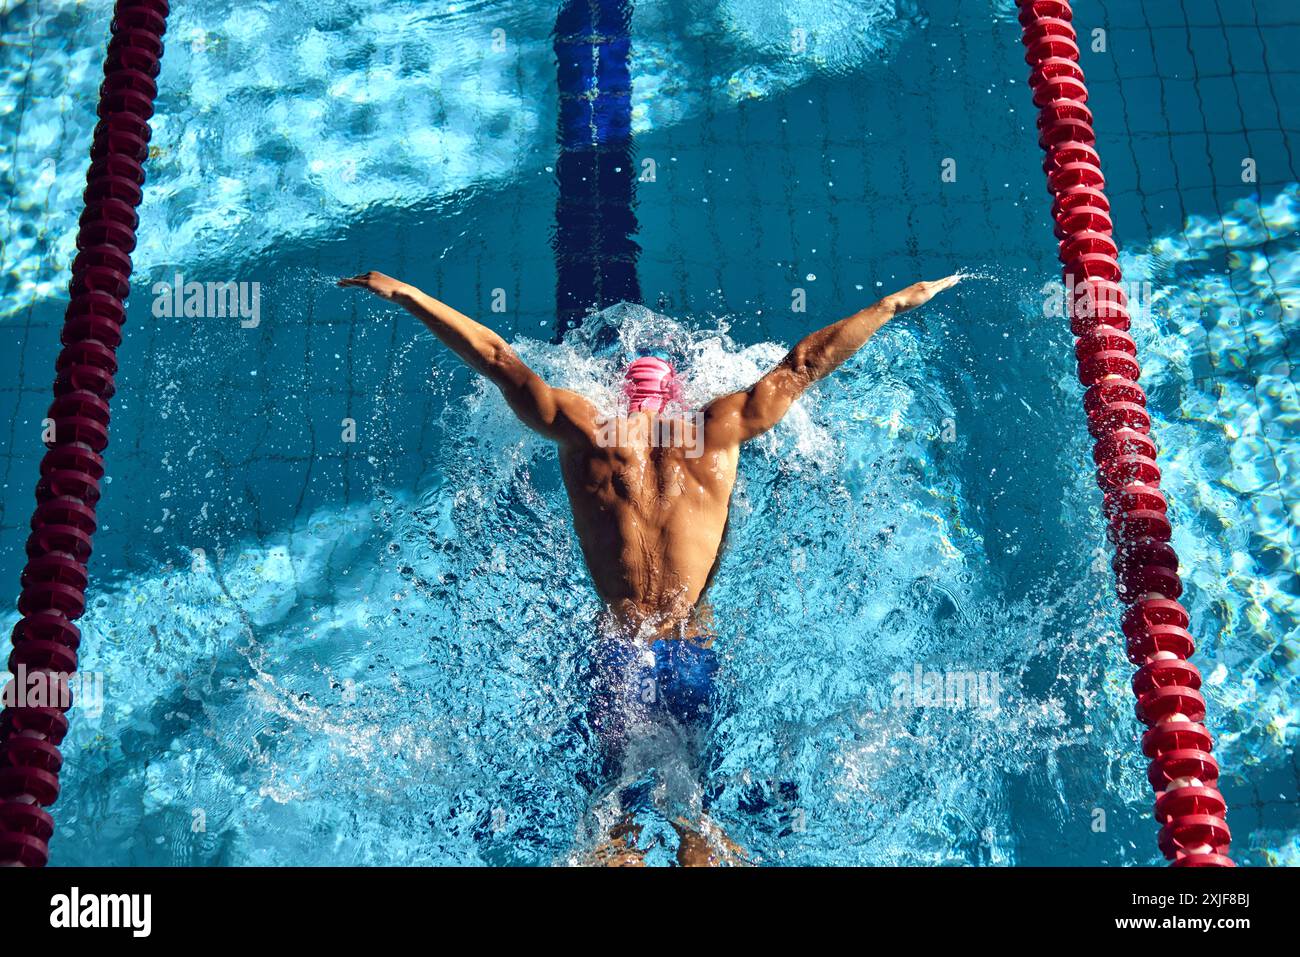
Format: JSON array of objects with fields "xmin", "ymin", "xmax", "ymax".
[{"xmin": 339, "ymin": 270, "xmax": 962, "ymax": 864}]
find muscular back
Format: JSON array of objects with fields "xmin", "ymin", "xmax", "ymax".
[{"xmin": 559, "ymin": 412, "xmax": 738, "ymax": 632}]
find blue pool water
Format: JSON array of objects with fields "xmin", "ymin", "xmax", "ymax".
[{"xmin": 0, "ymin": 0, "xmax": 1296, "ymax": 865}]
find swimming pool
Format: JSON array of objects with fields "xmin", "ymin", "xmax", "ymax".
[{"xmin": 0, "ymin": 0, "xmax": 1295, "ymax": 865}]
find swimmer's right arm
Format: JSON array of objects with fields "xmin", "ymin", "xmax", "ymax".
[
  {"xmin": 338, "ymin": 271, "xmax": 596, "ymax": 445},
  {"xmin": 704, "ymin": 275, "xmax": 961, "ymax": 445}
]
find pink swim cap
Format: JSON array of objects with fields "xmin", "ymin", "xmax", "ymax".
[{"xmin": 622, "ymin": 356, "xmax": 683, "ymax": 413}]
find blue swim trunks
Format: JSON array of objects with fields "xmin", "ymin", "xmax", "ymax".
[
  {"xmin": 590, "ymin": 636, "xmax": 718, "ymax": 726},
  {"xmin": 582, "ymin": 636, "xmax": 719, "ymax": 789}
]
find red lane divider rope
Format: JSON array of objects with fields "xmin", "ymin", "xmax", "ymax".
[
  {"xmin": 1015, "ymin": 0, "xmax": 1232, "ymax": 866},
  {"xmin": 0, "ymin": 0, "xmax": 170, "ymax": 867}
]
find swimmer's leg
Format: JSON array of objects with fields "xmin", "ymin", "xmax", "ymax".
[
  {"xmin": 649, "ymin": 640, "xmax": 747, "ymax": 865},
  {"xmin": 585, "ymin": 807, "xmax": 746, "ymax": 867},
  {"xmin": 583, "ymin": 818, "xmax": 647, "ymax": 867},
  {"xmin": 672, "ymin": 820, "xmax": 715, "ymax": 867},
  {"xmin": 671, "ymin": 817, "xmax": 749, "ymax": 867},
  {"xmin": 576, "ymin": 635, "xmax": 653, "ymax": 866}
]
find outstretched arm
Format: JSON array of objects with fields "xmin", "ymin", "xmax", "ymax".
[
  {"xmin": 704, "ymin": 275, "xmax": 961, "ymax": 446},
  {"xmin": 339, "ymin": 271, "xmax": 596, "ymax": 445}
]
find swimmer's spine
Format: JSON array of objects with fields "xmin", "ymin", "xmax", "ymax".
[
  {"xmin": 0, "ymin": 0, "xmax": 170, "ymax": 867},
  {"xmin": 1015, "ymin": 0, "xmax": 1231, "ymax": 866}
]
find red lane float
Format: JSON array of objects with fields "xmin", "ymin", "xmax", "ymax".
[
  {"xmin": 1015, "ymin": 0, "xmax": 1231, "ymax": 865},
  {"xmin": 0, "ymin": 0, "xmax": 169, "ymax": 867}
]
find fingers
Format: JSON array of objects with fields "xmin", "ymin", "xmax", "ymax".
[
  {"xmin": 889, "ymin": 273, "xmax": 961, "ymax": 314},
  {"xmin": 338, "ymin": 271, "xmax": 406, "ymax": 303}
]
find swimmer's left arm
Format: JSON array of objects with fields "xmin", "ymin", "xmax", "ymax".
[
  {"xmin": 704, "ymin": 275, "xmax": 961, "ymax": 445},
  {"xmin": 782, "ymin": 275, "xmax": 962, "ymax": 383},
  {"xmin": 338, "ymin": 271, "xmax": 597, "ymax": 446}
]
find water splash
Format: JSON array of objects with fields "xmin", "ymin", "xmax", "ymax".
[
  {"xmin": 14, "ymin": 181, "xmax": 1299, "ymax": 863},
  {"xmin": 34, "ymin": 300, "xmax": 1090, "ymax": 864}
]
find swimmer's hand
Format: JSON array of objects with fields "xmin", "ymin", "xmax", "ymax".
[
  {"xmin": 886, "ymin": 274, "xmax": 962, "ymax": 315},
  {"xmin": 338, "ymin": 271, "xmax": 408, "ymax": 300}
]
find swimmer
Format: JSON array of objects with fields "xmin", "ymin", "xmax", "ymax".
[{"xmin": 339, "ymin": 270, "xmax": 962, "ymax": 864}]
